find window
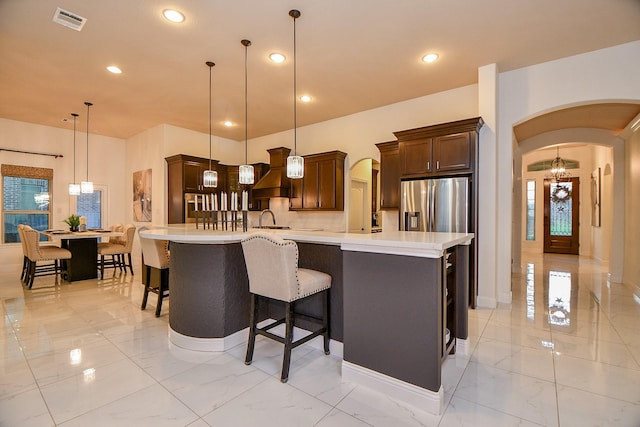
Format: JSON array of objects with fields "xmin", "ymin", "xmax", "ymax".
[
  {"xmin": 2, "ymin": 164, "xmax": 52, "ymax": 243},
  {"xmin": 526, "ymin": 180, "xmax": 535, "ymax": 241},
  {"xmin": 77, "ymin": 190, "xmax": 102, "ymax": 229}
]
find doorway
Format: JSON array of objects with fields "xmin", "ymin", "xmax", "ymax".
[
  {"xmin": 543, "ymin": 177, "xmax": 579, "ymax": 254},
  {"xmin": 349, "ymin": 179, "xmax": 367, "ymax": 233},
  {"xmin": 71, "ymin": 184, "xmax": 109, "ymax": 229}
]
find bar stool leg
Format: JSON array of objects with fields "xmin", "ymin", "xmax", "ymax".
[
  {"xmin": 141, "ymin": 265, "xmax": 151, "ymax": 310},
  {"xmin": 281, "ymin": 301, "xmax": 295, "ymax": 383},
  {"xmin": 323, "ymin": 290, "xmax": 330, "ymax": 355},
  {"xmin": 245, "ymin": 294, "xmax": 258, "ymax": 365}
]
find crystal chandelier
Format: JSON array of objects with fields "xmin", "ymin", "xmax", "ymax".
[{"xmin": 548, "ymin": 146, "xmax": 570, "ymax": 182}]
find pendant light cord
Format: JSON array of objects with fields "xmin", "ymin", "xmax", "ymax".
[
  {"xmin": 71, "ymin": 113, "xmax": 78, "ymax": 183},
  {"xmin": 292, "ymin": 12, "xmax": 297, "ymax": 156},
  {"xmin": 208, "ymin": 62, "xmax": 213, "ymax": 170},
  {"xmin": 84, "ymin": 102, "xmax": 92, "ymax": 181},
  {"xmin": 244, "ymin": 40, "xmax": 249, "ymax": 164}
]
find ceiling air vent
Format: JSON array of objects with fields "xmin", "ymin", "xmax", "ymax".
[{"xmin": 52, "ymin": 7, "xmax": 87, "ymax": 31}]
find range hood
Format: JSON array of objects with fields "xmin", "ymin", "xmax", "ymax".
[{"xmin": 251, "ymin": 147, "xmax": 291, "ymax": 199}]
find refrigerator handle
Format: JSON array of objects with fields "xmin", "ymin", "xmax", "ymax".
[{"xmin": 430, "ymin": 183, "xmax": 436, "ymax": 232}]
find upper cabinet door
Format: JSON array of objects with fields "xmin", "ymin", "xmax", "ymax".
[
  {"xmin": 184, "ymin": 162, "xmax": 204, "ymax": 192},
  {"xmin": 376, "ymin": 141, "xmax": 400, "ymax": 209},
  {"xmin": 399, "ymin": 138, "xmax": 432, "ymax": 176},
  {"xmin": 433, "ymin": 132, "xmax": 472, "ymax": 173}
]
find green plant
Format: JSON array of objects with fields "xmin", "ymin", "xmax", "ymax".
[{"xmin": 64, "ymin": 214, "xmax": 81, "ymax": 230}]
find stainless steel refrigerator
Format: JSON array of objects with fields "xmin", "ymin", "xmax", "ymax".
[{"xmin": 400, "ymin": 177, "xmax": 470, "ymax": 233}]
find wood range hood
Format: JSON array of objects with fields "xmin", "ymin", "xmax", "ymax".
[{"xmin": 251, "ymin": 147, "xmax": 291, "ymax": 199}]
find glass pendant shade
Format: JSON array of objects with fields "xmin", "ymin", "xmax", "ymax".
[
  {"xmin": 286, "ymin": 155, "xmax": 304, "ymax": 179},
  {"xmin": 239, "ymin": 164, "xmax": 254, "ymax": 184},
  {"xmin": 81, "ymin": 181, "xmax": 94, "ymax": 193},
  {"xmin": 69, "ymin": 183, "xmax": 81, "ymax": 195},
  {"xmin": 203, "ymin": 170, "xmax": 218, "ymax": 188}
]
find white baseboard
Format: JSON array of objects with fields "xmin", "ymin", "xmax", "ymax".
[
  {"xmin": 456, "ymin": 338, "xmax": 470, "ymax": 356},
  {"xmin": 476, "ymin": 296, "xmax": 497, "ymax": 308},
  {"xmin": 342, "ymin": 361, "xmax": 444, "ymax": 416},
  {"xmin": 169, "ymin": 327, "xmax": 246, "ymax": 352},
  {"xmin": 168, "ymin": 319, "xmax": 344, "ymax": 357}
]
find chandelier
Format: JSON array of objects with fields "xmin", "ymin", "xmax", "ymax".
[{"xmin": 547, "ymin": 146, "xmax": 570, "ymax": 182}]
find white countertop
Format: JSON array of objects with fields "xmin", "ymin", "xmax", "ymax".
[{"xmin": 140, "ymin": 224, "xmax": 473, "ymax": 258}]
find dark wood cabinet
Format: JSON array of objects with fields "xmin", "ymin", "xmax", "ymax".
[
  {"xmin": 376, "ymin": 141, "xmax": 400, "ymax": 209},
  {"xmin": 247, "ymin": 163, "xmax": 269, "ymax": 211},
  {"xmin": 289, "ymin": 151, "xmax": 346, "ymax": 211},
  {"xmin": 167, "ymin": 155, "xmax": 221, "ymax": 223},
  {"xmin": 166, "ymin": 155, "xmax": 265, "ymax": 223},
  {"xmin": 395, "ymin": 119, "xmax": 479, "ymax": 178}
]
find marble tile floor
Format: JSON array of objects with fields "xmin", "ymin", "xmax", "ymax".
[{"xmin": 1, "ymin": 252, "xmax": 639, "ymax": 426}]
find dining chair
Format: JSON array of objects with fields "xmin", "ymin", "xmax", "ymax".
[
  {"xmin": 241, "ymin": 233, "xmax": 331, "ymax": 383},
  {"xmin": 97, "ymin": 224, "xmax": 136, "ymax": 277},
  {"xmin": 22, "ymin": 228, "xmax": 72, "ymax": 289}
]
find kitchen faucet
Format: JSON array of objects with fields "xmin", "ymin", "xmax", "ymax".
[{"xmin": 259, "ymin": 209, "xmax": 276, "ymax": 228}]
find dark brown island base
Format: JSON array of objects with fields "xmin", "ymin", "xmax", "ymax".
[{"xmin": 140, "ymin": 226, "xmax": 472, "ymax": 415}]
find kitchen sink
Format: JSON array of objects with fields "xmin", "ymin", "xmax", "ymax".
[{"xmin": 252, "ymin": 225, "xmax": 291, "ymax": 230}]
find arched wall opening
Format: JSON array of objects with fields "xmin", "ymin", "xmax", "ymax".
[{"xmin": 512, "ymin": 127, "xmax": 624, "ymax": 281}]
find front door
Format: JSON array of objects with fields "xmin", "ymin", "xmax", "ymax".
[{"xmin": 544, "ymin": 177, "xmax": 579, "ymax": 254}]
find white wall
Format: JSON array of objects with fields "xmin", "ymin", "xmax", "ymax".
[
  {"xmin": 0, "ymin": 117, "xmax": 126, "ymax": 269},
  {"xmin": 591, "ymin": 145, "xmax": 614, "ymax": 263},
  {"xmin": 624, "ymin": 127, "xmax": 640, "ymax": 288}
]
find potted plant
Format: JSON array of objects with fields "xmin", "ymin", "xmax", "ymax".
[{"xmin": 64, "ymin": 214, "xmax": 81, "ymax": 232}]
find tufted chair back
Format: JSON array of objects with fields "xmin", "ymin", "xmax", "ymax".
[{"xmin": 241, "ymin": 233, "xmax": 301, "ymax": 302}]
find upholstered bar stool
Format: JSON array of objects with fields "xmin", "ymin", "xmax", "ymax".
[
  {"xmin": 241, "ymin": 233, "xmax": 331, "ymax": 383},
  {"xmin": 139, "ymin": 234, "xmax": 170, "ymax": 317}
]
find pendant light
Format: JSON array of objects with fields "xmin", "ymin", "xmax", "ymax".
[
  {"xmin": 81, "ymin": 101, "xmax": 94, "ymax": 193},
  {"xmin": 238, "ymin": 39, "xmax": 254, "ymax": 185},
  {"xmin": 548, "ymin": 145, "xmax": 570, "ymax": 182},
  {"xmin": 286, "ymin": 9, "xmax": 304, "ymax": 179},
  {"xmin": 68, "ymin": 113, "xmax": 81, "ymax": 195},
  {"xmin": 203, "ymin": 61, "xmax": 218, "ymax": 188}
]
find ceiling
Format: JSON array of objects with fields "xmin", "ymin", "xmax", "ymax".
[{"xmin": 1, "ymin": 0, "xmax": 639, "ymax": 141}]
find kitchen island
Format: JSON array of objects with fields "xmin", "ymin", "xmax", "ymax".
[{"xmin": 140, "ymin": 225, "xmax": 472, "ymax": 415}]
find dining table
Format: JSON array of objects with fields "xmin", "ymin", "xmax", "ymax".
[{"xmin": 41, "ymin": 229, "xmax": 124, "ymax": 282}]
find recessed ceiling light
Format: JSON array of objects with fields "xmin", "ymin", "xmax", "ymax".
[
  {"xmin": 163, "ymin": 9, "xmax": 185, "ymax": 23},
  {"xmin": 223, "ymin": 121, "xmax": 234, "ymax": 127},
  {"xmin": 269, "ymin": 53, "xmax": 285, "ymax": 63},
  {"xmin": 422, "ymin": 53, "xmax": 439, "ymax": 63},
  {"xmin": 106, "ymin": 65, "xmax": 122, "ymax": 74},
  {"xmin": 300, "ymin": 95, "xmax": 312, "ymax": 103}
]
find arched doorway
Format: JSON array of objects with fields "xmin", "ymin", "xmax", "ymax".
[{"xmin": 511, "ymin": 102, "xmax": 639, "ymax": 282}]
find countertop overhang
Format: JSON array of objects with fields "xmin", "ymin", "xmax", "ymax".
[{"xmin": 140, "ymin": 225, "xmax": 473, "ymax": 258}]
